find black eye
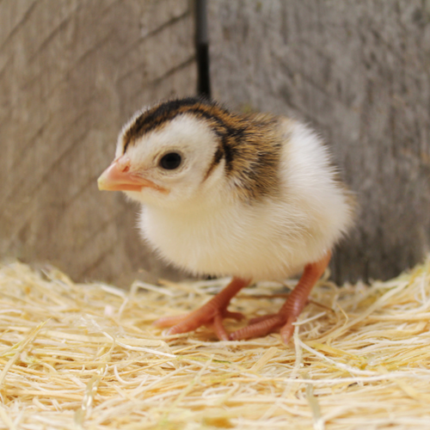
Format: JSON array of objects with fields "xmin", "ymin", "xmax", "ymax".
[{"xmin": 159, "ymin": 152, "xmax": 182, "ymax": 170}]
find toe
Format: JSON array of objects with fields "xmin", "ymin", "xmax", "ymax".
[
  {"xmin": 212, "ymin": 314, "xmax": 230, "ymax": 341},
  {"xmin": 230, "ymin": 315, "xmax": 284, "ymax": 341},
  {"xmin": 153, "ymin": 314, "xmax": 190, "ymax": 328},
  {"xmin": 279, "ymin": 316, "xmax": 296, "ymax": 344}
]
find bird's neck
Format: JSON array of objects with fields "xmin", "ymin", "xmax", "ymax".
[{"xmin": 149, "ymin": 192, "xmax": 231, "ymax": 219}]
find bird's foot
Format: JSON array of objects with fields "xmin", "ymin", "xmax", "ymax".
[
  {"xmin": 153, "ymin": 277, "xmax": 250, "ymax": 341},
  {"xmin": 230, "ymin": 251, "xmax": 332, "ymax": 344}
]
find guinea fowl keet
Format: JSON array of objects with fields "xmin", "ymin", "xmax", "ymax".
[{"xmin": 98, "ymin": 97, "xmax": 354, "ymax": 344}]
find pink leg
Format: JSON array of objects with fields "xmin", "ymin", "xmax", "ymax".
[
  {"xmin": 154, "ymin": 277, "xmax": 250, "ymax": 340},
  {"xmin": 230, "ymin": 251, "xmax": 331, "ymax": 344}
]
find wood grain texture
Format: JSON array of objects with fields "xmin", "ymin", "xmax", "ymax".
[
  {"xmin": 208, "ymin": 0, "xmax": 430, "ymax": 282},
  {"xmin": 0, "ymin": 0, "xmax": 196, "ymax": 284}
]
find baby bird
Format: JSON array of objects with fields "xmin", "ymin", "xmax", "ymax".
[{"xmin": 98, "ymin": 97, "xmax": 354, "ymax": 344}]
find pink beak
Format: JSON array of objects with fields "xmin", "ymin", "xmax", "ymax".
[{"xmin": 98, "ymin": 157, "xmax": 164, "ymax": 193}]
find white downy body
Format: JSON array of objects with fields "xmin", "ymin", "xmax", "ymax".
[{"xmin": 119, "ymin": 114, "xmax": 353, "ymax": 281}]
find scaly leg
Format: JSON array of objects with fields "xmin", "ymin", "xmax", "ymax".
[
  {"xmin": 154, "ymin": 277, "xmax": 250, "ymax": 340},
  {"xmin": 230, "ymin": 251, "xmax": 331, "ymax": 344}
]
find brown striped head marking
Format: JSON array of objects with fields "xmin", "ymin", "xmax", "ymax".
[
  {"xmin": 122, "ymin": 97, "xmax": 241, "ymax": 167},
  {"xmin": 120, "ymin": 97, "xmax": 283, "ymax": 202}
]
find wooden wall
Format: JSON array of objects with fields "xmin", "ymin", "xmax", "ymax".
[
  {"xmin": 209, "ymin": 0, "xmax": 430, "ymax": 282},
  {"xmin": 0, "ymin": 0, "xmax": 195, "ymax": 284}
]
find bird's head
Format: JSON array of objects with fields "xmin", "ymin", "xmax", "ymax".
[
  {"xmin": 99, "ymin": 97, "xmax": 282, "ymax": 209},
  {"xmin": 98, "ymin": 98, "xmax": 233, "ymax": 209}
]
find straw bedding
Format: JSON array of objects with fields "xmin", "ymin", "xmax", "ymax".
[{"xmin": 1, "ymin": 260, "xmax": 430, "ymax": 430}]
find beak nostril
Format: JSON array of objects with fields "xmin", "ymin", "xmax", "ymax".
[{"xmin": 116, "ymin": 156, "xmax": 131, "ymax": 173}]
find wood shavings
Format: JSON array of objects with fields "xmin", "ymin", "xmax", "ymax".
[{"xmin": 1, "ymin": 260, "xmax": 430, "ymax": 429}]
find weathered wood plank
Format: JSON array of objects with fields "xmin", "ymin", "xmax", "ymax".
[{"xmin": 0, "ymin": 0, "xmax": 195, "ymax": 284}]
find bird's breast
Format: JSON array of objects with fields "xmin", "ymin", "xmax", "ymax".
[{"xmin": 139, "ymin": 200, "xmax": 322, "ymax": 281}]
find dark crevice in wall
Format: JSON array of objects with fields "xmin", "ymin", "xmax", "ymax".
[{"xmin": 195, "ymin": 0, "xmax": 211, "ymax": 98}]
